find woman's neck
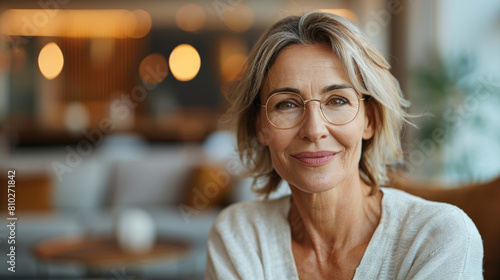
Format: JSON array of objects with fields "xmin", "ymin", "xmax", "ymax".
[{"xmin": 288, "ymin": 176, "xmax": 382, "ymax": 258}]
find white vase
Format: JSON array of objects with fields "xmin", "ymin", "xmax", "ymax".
[{"xmin": 115, "ymin": 208, "xmax": 156, "ymax": 254}]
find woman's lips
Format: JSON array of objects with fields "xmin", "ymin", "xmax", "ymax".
[{"xmin": 291, "ymin": 151, "xmax": 337, "ymax": 167}]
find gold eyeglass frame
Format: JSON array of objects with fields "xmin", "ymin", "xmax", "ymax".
[{"xmin": 260, "ymin": 91, "xmax": 367, "ymax": 129}]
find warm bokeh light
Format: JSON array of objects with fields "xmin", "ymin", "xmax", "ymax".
[
  {"xmin": 0, "ymin": 9, "xmax": 151, "ymax": 38},
  {"xmin": 38, "ymin": 42, "xmax": 64, "ymax": 80},
  {"xmin": 176, "ymin": 4, "xmax": 206, "ymax": 32},
  {"xmin": 169, "ymin": 44, "xmax": 201, "ymax": 82},
  {"xmin": 139, "ymin": 53, "xmax": 169, "ymax": 85},
  {"xmin": 223, "ymin": 4, "xmax": 254, "ymax": 32},
  {"xmin": 319, "ymin": 9, "xmax": 358, "ymax": 23}
]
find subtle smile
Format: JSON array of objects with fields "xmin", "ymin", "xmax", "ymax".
[{"xmin": 291, "ymin": 151, "xmax": 337, "ymax": 167}]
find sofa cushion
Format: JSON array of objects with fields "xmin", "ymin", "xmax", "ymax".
[
  {"xmin": 55, "ymin": 156, "xmax": 110, "ymax": 210},
  {"xmin": 108, "ymin": 145, "xmax": 203, "ymax": 208}
]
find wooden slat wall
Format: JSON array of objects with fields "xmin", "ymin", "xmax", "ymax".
[{"xmin": 47, "ymin": 35, "xmax": 147, "ymax": 130}]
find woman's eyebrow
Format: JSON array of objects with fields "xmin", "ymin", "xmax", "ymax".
[
  {"xmin": 321, "ymin": 83, "xmax": 354, "ymax": 93},
  {"xmin": 268, "ymin": 87, "xmax": 301, "ymax": 96},
  {"xmin": 266, "ymin": 84, "xmax": 354, "ymax": 98}
]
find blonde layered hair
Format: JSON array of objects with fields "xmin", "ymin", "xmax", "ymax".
[{"xmin": 224, "ymin": 11, "xmax": 411, "ymax": 197}]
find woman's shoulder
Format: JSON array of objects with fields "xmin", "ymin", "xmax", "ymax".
[
  {"xmin": 380, "ymin": 187, "xmax": 482, "ymax": 249},
  {"xmin": 368, "ymin": 188, "xmax": 484, "ymax": 278},
  {"xmin": 205, "ymin": 196, "xmax": 294, "ymax": 279},
  {"xmin": 382, "ymin": 187, "xmax": 471, "ymax": 222}
]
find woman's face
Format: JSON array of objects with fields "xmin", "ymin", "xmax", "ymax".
[{"xmin": 257, "ymin": 43, "xmax": 375, "ymax": 193}]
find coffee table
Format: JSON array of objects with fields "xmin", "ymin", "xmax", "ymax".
[{"xmin": 33, "ymin": 234, "xmax": 192, "ymax": 278}]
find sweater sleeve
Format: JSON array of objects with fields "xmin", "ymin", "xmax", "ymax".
[{"xmin": 404, "ymin": 208, "xmax": 484, "ymax": 280}]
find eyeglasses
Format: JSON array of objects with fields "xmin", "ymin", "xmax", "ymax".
[{"xmin": 260, "ymin": 90, "xmax": 365, "ymax": 129}]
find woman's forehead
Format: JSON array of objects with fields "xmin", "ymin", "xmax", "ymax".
[{"xmin": 262, "ymin": 44, "xmax": 351, "ymax": 95}]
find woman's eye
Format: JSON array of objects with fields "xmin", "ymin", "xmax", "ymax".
[
  {"xmin": 328, "ymin": 97, "xmax": 348, "ymax": 106},
  {"xmin": 276, "ymin": 101, "xmax": 297, "ymax": 109}
]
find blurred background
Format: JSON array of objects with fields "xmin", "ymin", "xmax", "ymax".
[{"xmin": 0, "ymin": 0, "xmax": 499, "ymax": 279}]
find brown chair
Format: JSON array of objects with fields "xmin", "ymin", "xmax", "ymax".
[{"xmin": 390, "ymin": 173, "xmax": 500, "ymax": 280}]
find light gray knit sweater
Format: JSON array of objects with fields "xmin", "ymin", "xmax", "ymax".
[{"xmin": 205, "ymin": 188, "xmax": 483, "ymax": 280}]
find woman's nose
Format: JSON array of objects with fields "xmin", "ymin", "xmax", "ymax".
[{"xmin": 298, "ymin": 100, "xmax": 329, "ymax": 142}]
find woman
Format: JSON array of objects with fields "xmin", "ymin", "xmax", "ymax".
[{"xmin": 205, "ymin": 11, "xmax": 483, "ymax": 279}]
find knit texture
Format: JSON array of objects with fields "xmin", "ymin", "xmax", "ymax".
[{"xmin": 205, "ymin": 187, "xmax": 484, "ymax": 280}]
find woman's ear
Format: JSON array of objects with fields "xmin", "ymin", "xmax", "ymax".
[
  {"xmin": 255, "ymin": 112, "xmax": 268, "ymax": 146},
  {"xmin": 362, "ymin": 101, "xmax": 376, "ymax": 140}
]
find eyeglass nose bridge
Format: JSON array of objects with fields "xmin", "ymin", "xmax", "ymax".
[
  {"xmin": 303, "ymin": 98, "xmax": 322, "ymax": 105},
  {"xmin": 302, "ymin": 98, "xmax": 329, "ymax": 123}
]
